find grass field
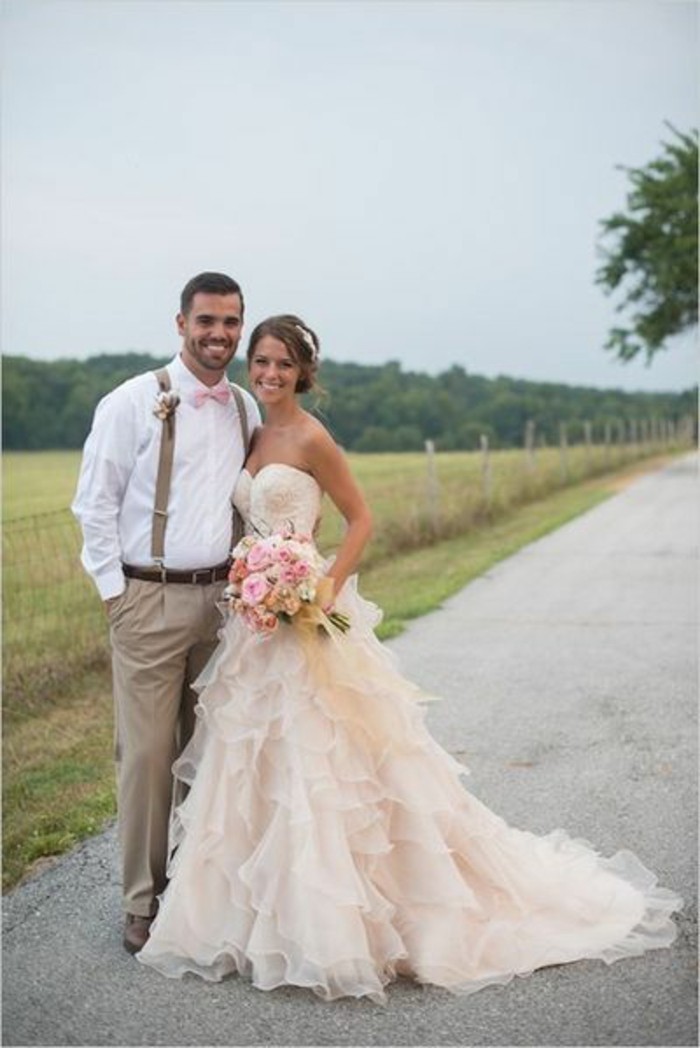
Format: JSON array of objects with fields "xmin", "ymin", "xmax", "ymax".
[
  {"xmin": 2, "ymin": 439, "xmax": 687, "ymax": 890},
  {"xmin": 3, "ymin": 450, "xmax": 86, "ymax": 520}
]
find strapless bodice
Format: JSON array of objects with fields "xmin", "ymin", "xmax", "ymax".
[{"xmin": 233, "ymin": 464, "xmax": 322, "ymax": 537}]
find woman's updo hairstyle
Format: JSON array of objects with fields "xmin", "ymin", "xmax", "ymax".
[{"xmin": 246, "ymin": 314, "xmax": 320, "ymax": 394}]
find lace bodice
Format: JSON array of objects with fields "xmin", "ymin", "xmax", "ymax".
[{"xmin": 233, "ymin": 465, "xmax": 322, "ymax": 537}]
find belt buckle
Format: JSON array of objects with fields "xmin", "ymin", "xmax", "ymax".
[{"xmin": 192, "ymin": 568, "xmax": 212, "ymax": 585}]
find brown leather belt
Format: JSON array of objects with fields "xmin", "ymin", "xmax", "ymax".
[{"xmin": 122, "ymin": 562, "xmax": 231, "ymax": 585}]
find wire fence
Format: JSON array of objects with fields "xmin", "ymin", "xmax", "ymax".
[{"xmin": 3, "ymin": 509, "xmax": 110, "ymax": 713}]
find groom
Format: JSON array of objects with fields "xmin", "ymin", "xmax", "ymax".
[{"xmin": 73, "ymin": 272, "xmax": 260, "ymax": 953}]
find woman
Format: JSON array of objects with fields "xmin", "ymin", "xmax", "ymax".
[{"xmin": 138, "ymin": 315, "xmax": 681, "ymax": 1003}]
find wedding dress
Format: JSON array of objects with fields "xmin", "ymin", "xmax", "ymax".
[{"xmin": 137, "ymin": 464, "xmax": 681, "ymax": 1002}]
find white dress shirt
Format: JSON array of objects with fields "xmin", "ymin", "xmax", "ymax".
[{"xmin": 72, "ymin": 354, "xmax": 261, "ymax": 600}]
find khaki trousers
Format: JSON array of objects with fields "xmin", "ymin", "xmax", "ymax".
[{"xmin": 108, "ymin": 577, "xmax": 225, "ymax": 917}]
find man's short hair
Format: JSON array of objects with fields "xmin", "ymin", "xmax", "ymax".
[{"xmin": 180, "ymin": 272, "xmax": 244, "ymax": 315}]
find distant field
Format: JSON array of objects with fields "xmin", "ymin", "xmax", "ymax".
[{"xmin": 3, "ymin": 451, "xmax": 86, "ymax": 520}]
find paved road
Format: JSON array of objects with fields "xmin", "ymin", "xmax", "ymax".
[{"xmin": 3, "ymin": 455, "xmax": 697, "ymax": 1048}]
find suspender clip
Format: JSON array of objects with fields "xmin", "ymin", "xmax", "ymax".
[{"xmin": 152, "ymin": 558, "xmax": 167, "ymax": 583}]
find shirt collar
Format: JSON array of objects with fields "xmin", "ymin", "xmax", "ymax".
[{"xmin": 169, "ymin": 353, "xmax": 229, "ymax": 393}]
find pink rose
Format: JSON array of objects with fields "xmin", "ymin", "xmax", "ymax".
[
  {"xmin": 278, "ymin": 565, "xmax": 298, "ymax": 586},
  {"xmin": 241, "ymin": 573, "xmax": 271, "ymax": 606},
  {"xmin": 247, "ymin": 542, "xmax": 273, "ymax": 572}
]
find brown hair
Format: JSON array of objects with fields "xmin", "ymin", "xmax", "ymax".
[
  {"xmin": 180, "ymin": 272, "xmax": 245, "ymax": 315},
  {"xmin": 246, "ymin": 314, "xmax": 320, "ymax": 394}
]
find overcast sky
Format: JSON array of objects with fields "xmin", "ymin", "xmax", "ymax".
[{"xmin": 2, "ymin": 0, "xmax": 698, "ymax": 392}]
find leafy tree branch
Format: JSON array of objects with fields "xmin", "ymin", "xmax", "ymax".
[{"xmin": 596, "ymin": 124, "xmax": 698, "ymax": 363}]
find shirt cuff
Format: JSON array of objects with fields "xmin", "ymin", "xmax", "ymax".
[{"xmin": 94, "ymin": 567, "xmax": 126, "ymax": 602}]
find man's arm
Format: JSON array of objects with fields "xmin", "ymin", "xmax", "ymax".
[{"xmin": 72, "ymin": 385, "xmax": 142, "ymax": 602}]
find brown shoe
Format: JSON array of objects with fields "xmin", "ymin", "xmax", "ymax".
[{"xmin": 123, "ymin": 913, "xmax": 154, "ymax": 955}]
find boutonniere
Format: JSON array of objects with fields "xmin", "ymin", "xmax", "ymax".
[{"xmin": 153, "ymin": 390, "xmax": 181, "ymax": 421}]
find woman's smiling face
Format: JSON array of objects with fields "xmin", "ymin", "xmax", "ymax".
[{"xmin": 248, "ymin": 335, "xmax": 301, "ymax": 405}]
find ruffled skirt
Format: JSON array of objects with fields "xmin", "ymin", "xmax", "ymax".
[{"xmin": 137, "ymin": 580, "xmax": 681, "ymax": 1002}]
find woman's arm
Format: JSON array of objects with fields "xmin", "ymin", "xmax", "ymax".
[{"xmin": 305, "ymin": 424, "xmax": 373, "ymax": 602}]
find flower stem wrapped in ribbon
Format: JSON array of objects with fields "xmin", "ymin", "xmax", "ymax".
[{"xmin": 223, "ymin": 528, "xmax": 350, "ymax": 637}]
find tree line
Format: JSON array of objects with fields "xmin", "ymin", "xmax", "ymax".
[{"xmin": 2, "ymin": 352, "xmax": 696, "ymax": 452}]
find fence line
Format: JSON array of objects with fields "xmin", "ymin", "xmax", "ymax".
[{"xmin": 401, "ymin": 416, "xmax": 692, "ymax": 568}]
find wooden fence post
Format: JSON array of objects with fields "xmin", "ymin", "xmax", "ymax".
[
  {"xmin": 424, "ymin": 439, "xmax": 440, "ymax": 531},
  {"xmin": 604, "ymin": 421, "xmax": 612, "ymax": 466}
]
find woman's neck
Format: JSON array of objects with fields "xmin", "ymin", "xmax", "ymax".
[{"xmin": 263, "ymin": 401, "xmax": 305, "ymax": 428}]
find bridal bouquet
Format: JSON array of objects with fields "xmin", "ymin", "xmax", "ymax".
[{"xmin": 224, "ymin": 528, "xmax": 350, "ymax": 637}]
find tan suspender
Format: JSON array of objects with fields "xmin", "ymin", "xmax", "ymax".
[
  {"xmin": 152, "ymin": 369, "xmax": 175, "ymax": 564},
  {"xmin": 151, "ymin": 368, "xmax": 250, "ymax": 565},
  {"xmin": 231, "ymin": 384, "xmax": 249, "ymax": 460},
  {"xmin": 228, "ymin": 384, "xmax": 249, "ymax": 550}
]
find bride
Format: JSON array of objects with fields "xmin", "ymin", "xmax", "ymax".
[{"xmin": 137, "ymin": 314, "xmax": 681, "ymax": 1002}]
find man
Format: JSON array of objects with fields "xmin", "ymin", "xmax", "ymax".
[{"xmin": 73, "ymin": 272, "xmax": 261, "ymax": 953}]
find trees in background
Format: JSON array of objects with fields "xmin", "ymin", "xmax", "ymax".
[
  {"xmin": 596, "ymin": 125, "xmax": 698, "ymax": 363},
  {"xmin": 2, "ymin": 354, "xmax": 695, "ymax": 452},
  {"xmin": 2, "ymin": 354, "xmax": 170, "ymax": 449}
]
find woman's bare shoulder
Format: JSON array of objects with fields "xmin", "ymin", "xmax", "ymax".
[{"xmin": 299, "ymin": 412, "xmax": 339, "ymax": 457}]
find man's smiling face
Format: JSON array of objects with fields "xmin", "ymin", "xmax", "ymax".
[{"xmin": 177, "ymin": 291, "xmax": 244, "ymax": 384}]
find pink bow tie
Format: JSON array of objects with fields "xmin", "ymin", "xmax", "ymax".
[{"xmin": 194, "ymin": 383, "xmax": 231, "ymax": 408}]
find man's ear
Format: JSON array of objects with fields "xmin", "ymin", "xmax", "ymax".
[{"xmin": 176, "ymin": 312, "xmax": 186, "ymax": 336}]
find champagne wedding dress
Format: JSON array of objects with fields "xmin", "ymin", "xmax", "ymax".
[{"xmin": 138, "ymin": 464, "xmax": 681, "ymax": 1002}]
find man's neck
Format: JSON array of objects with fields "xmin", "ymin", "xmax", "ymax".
[{"xmin": 178, "ymin": 352, "xmax": 226, "ymax": 388}]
